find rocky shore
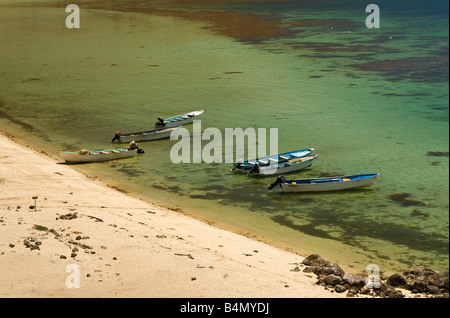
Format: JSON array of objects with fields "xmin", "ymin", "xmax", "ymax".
[{"xmin": 297, "ymin": 254, "xmax": 449, "ymax": 298}]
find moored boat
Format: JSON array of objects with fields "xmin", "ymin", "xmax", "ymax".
[
  {"xmin": 60, "ymin": 144, "xmax": 144, "ymax": 164},
  {"xmin": 111, "ymin": 126, "xmax": 180, "ymax": 143},
  {"xmin": 232, "ymin": 148, "xmax": 315, "ymax": 173},
  {"xmin": 248, "ymin": 154, "xmax": 318, "ymax": 175},
  {"xmin": 155, "ymin": 110, "xmax": 204, "ymax": 128},
  {"xmin": 268, "ymin": 173, "xmax": 379, "ymax": 192}
]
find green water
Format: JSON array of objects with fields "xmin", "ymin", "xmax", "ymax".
[{"xmin": 1, "ymin": 1, "xmax": 448, "ymax": 275}]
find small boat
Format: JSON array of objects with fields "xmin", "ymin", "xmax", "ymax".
[
  {"xmin": 268, "ymin": 173, "xmax": 379, "ymax": 192},
  {"xmin": 232, "ymin": 148, "xmax": 315, "ymax": 174},
  {"xmin": 111, "ymin": 126, "xmax": 180, "ymax": 143},
  {"xmin": 247, "ymin": 154, "xmax": 318, "ymax": 175},
  {"xmin": 155, "ymin": 110, "xmax": 204, "ymax": 128},
  {"xmin": 60, "ymin": 144, "xmax": 144, "ymax": 164}
]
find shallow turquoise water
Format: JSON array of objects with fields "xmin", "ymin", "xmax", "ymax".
[{"xmin": 0, "ymin": 1, "xmax": 448, "ymax": 274}]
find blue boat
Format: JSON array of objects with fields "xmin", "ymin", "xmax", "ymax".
[{"xmin": 268, "ymin": 173, "xmax": 380, "ymax": 192}]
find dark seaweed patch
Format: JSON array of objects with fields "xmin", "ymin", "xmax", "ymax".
[
  {"xmin": 353, "ymin": 36, "xmax": 406, "ymax": 44},
  {"xmin": 410, "ymin": 92, "xmax": 431, "ymax": 97},
  {"xmin": 429, "ymin": 106, "xmax": 449, "ymax": 111},
  {"xmin": 382, "ymin": 93, "xmax": 407, "ymax": 97},
  {"xmin": 167, "ymin": 185, "xmax": 182, "ymax": 193},
  {"xmin": 427, "ymin": 151, "xmax": 449, "ymax": 157},
  {"xmin": 271, "ymin": 215, "xmax": 333, "ymax": 240},
  {"xmin": 290, "ymin": 41, "xmax": 403, "ymax": 57},
  {"xmin": 116, "ymin": 165, "xmax": 145, "ymax": 177},
  {"xmin": 348, "ymin": 56, "xmax": 449, "ymax": 83},
  {"xmin": 0, "ymin": 109, "xmax": 36, "ymax": 132},
  {"xmin": 287, "ymin": 18, "xmax": 361, "ymax": 31},
  {"xmin": 411, "ymin": 209, "xmax": 430, "ymax": 218},
  {"xmin": 190, "ymin": 194, "xmax": 209, "ymax": 199},
  {"xmin": 188, "ymin": 183, "xmax": 279, "ymax": 212},
  {"xmin": 388, "ymin": 193, "xmax": 426, "ymax": 206},
  {"xmin": 152, "ymin": 184, "xmax": 165, "ymax": 191},
  {"xmin": 197, "ymin": 184, "xmax": 229, "ymax": 193},
  {"xmin": 151, "ymin": 183, "xmax": 183, "ymax": 196},
  {"xmin": 22, "ymin": 78, "xmax": 40, "ymax": 82},
  {"xmin": 271, "ymin": 205, "xmax": 448, "ymax": 258}
]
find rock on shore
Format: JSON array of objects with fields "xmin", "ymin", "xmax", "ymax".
[{"xmin": 301, "ymin": 254, "xmax": 449, "ymax": 298}]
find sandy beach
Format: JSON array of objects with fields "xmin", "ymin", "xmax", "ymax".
[{"xmin": 0, "ymin": 132, "xmax": 348, "ymax": 298}]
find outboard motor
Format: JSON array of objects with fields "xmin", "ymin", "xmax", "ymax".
[
  {"xmin": 155, "ymin": 116, "xmax": 165, "ymax": 127},
  {"xmin": 248, "ymin": 162, "xmax": 260, "ymax": 175},
  {"xmin": 231, "ymin": 162, "xmax": 242, "ymax": 172},
  {"xmin": 268, "ymin": 175, "xmax": 286, "ymax": 190}
]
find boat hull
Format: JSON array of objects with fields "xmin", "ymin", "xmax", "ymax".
[
  {"xmin": 156, "ymin": 110, "xmax": 204, "ymax": 128},
  {"xmin": 280, "ymin": 173, "xmax": 379, "ymax": 192},
  {"xmin": 249, "ymin": 154, "xmax": 317, "ymax": 175},
  {"xmin": 118, "ymin": 126, "xmax": 180, "ymax": 143},
  {"xmin": 60, "ymin": 148, "xmax": 138, "ymax": 163},
  {"xmin": 280, "ymin": 173, "xmax": 378, "ymax": 192},
  {"xmin": 233, "ymin": 148, "xmax": 315, "ymax": 173}
]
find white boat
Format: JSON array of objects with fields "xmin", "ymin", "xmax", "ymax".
[
  {"xmin": 248, "ymin": 154, "xmax": 318, "ymax": 175},
  {"xmin": 232, "ymin": 148, "xmax": 315, "ymax": 173},
  {"xmin": 268, "ymin": 173, "xmax": 379, "ymax": 192},
  {"xmin": 111, "ymin": 126, "xmax": 180, "ymax": 143},
  {"xmin": 155, "ymin": 110, "xmax": 204, "ymax": 128},
  {"xmin": 60, "ymin": 147, "xmax": 143, "ymax": 163}
]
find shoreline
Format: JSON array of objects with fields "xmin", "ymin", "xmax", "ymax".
[
  {"xmin": 1, "ymin": 131, "xmax": 447, "ymax": 298},
  {"xmin": 0, "ymin": 131, "xmax": 343, "ymax": 297}
]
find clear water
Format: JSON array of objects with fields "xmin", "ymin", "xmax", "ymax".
[{"xmin": 0, "ymin": 0, "xmax": 448, "ymax": 275}]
